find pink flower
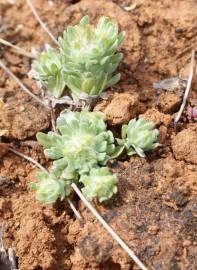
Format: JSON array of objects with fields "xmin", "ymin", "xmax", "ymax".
[{"xmin": 187, "ymin": 106, "xmax": 197, "ymax": 120}]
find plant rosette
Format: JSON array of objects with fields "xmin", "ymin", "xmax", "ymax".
[
  {"xmin": 80, "ymin": 167, "xmax": 118, "ymax": 202},
  {"xmin": 117, "ymin": 118, "xmax": 160, "ymax": 158},
  {"xmin": 31, "ymin": 171, "xmax": 71, "ymax": 204},
  {"xmin": 31, "ymin": 16, "xmax": 125, "ymax": 101},
  {"xmin": 34, "ymin": 111, "xmax": 121, "ymax": 203}
]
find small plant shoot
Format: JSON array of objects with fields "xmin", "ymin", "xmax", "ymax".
[
  {"xmin": 117, "ymin": 118, "xmax": 159, "ymax": 158},
  {"xmin": 80, "ymin": 167, "xmax": 118, "ymax": 202},
  {"xmin": 32, "ymin": 171, "xmax": 70, "ymax": 204},
  {"xmin": 31, "ymin": 48, "xmax": 66, "ymax": 98},
  {"xmin": 31, "ymin": 16, "xmax": 125, "ymax": 100}
]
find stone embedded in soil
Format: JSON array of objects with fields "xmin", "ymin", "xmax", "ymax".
[
  {"xmin": 158, "ymin": 125, "xmax": 168, "ymax": 144},
  {"xmin": 0, "ymin": 143, "xmax": 8, "ymax": 158},
  {"xmin": 172, "ymin": 127, "xmax": 197, "ymax": 164},
  {"xmin": 139, "ymin": 108, "xmax": 172, "ymax": 126},
  {"xmin": 158, "ymin": 92, "xmax": 181, "ymax": 113},
  {"xmin": 94, "ymin": 93, "xmax": 140, "ymax": 125},
  {"xmin": 0, "ymin": 104, "xmax": 50, "ymax": 140}
]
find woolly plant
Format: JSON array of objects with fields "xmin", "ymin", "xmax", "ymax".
[
  {"xmin": 31, "ymin": 16, "xmax": 125, "ymax": 100},
  {"xmin": 80, "ymin": 167, "xmax": 118, "ymax": 202},
  {"xmin": 117, "ymin": 118, "xmax": 159, "ymax": 158},
  {"xmin": 34, "ymin": 111, "xmax": 120, "ymax": 203},
  {"xmin": 31, "ymin": 47, "xmax": 66, "ymax": 98},
  {"xmin": 31, "ymin": 171, "xmax": 70, "ymax": 204}
]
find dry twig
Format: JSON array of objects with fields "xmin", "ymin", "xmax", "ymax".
[
  {"xmin": 9, "ymin": 147, "xmax": 47, "ymax": 172},
  {"xmin": 174, "ymin": 50, "xmax": 195, "ymax": 123},
  {"xmin": 0, "ymin": 38, "xmax": 34, "ymax": 58},
  {"xmin": 0, "ymin": 60, "xmax": 50, "ymax": 109},
  {"xmin": 26, "ymin": 0, "xmax": 58, "ymax": 45}
]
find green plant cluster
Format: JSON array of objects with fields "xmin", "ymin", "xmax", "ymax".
[
  {"xmin": 33, "ymin": 111, "xmax": 121, "ymax": 203},
  {"xmin": 32, "ymin": 111, "xmax": 159, "ymax": 204},
  {"xmin": 117, "ymin": 118, "xmax": 160, "ymax": 158},
  {"xmin": 31, "ymin": 16, "xmax": 160, "ymax": 205},
  {"xmin": 31, "ymin": 16, "xmax": 125, "ymax": 100}
]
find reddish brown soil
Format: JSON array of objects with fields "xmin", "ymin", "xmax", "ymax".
[{"xmin": 0, "ymin": 0, "xmax": 197, "ymax": 269}]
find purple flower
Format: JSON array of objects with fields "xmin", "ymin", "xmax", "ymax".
[
  {"xmin": 40, "ymin": 47, "xmax": 46, "ymax": 53},
  {"xmin": 187, "ymin": 106, "xmax": 197, "ymax": 120}
]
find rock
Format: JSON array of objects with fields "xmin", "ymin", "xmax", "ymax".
[
  {"xmin": 176, "ymin": 172, "xmax": 197, "ymax": 195},
  {"xmin": 94, "ymin": 93, "xmax": 140, "ymax": 125},
  {"xmin": 0, "ymin": 143, "xmax": 8, "ymax": 158},
  {"xmin": 148, "ymin": 225, "xmax": 159, "ymax": 235},
  {"xmin": 158, "ymin": 93, "xmax": 181, "ymax": 113},
  {"xmin": 158, "ymin": 125, "xmax": 168, "ymax": 144},
  {"xmin": 172, "ymin": 127, "xmax": 197, "ymax": 164},
  {"xmin": 0, "ymin": 198, "xmax": 6, "ymax": 212},
  {"xmin": 139, "ymin": 108, "xmax": 171, "ymax": 126},
  {"xmin": 0, "ymin": 98, "xmax": 50, "ymax": 140}
]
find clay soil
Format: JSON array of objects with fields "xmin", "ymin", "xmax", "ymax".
[{"xmin": 0, "ymin": 0, "xmax": 197, "ymax": 269}]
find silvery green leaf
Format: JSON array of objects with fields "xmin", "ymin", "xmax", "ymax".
[
  {"xmin": 36, "ymin": 132, "xmax": 62, "ymax": 148},
  {"xmin": 79, "ymin": 15, "xmax": 89, "ymax": 26},
  {"xmin": 121, "ymin": 124, "xmax": 128, "ymax": 139},
  {"xmin": 131, "ymin": 144, "xmax": 145, "ymax": 157},
  {"xmin": 106, "ymin": 73, "xmax": 120, "ymax": 88}
]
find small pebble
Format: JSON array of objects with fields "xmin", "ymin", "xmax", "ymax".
[{"xmin": 183, "ymin": 240, "xmax": 192, "ymax": 247}]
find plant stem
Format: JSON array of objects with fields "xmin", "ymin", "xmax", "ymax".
[
  {"xmin": 71, "ymin": 183, "xmax": 149, "ymax": 270},
  {"xmin": 0, "ymin": 38, "xmax": 34, "ymax": 58},
  {"xmin": 9, "ymin": 147, "xmax": 82, "ymax": 220},
  {"xmin": 175, "ymin": 50, "xmax": 195, "ymax": 123},
  {"xmin": 26, "ymin": 0, "xmax": 58, "ymax": 46},
  {"xmin": 67, "ymin": 198, "xmax": 82, "ymax": 220},
  {"xmin": 0, "ymin": 60, "xmax": 50, "ymax": 110}
]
